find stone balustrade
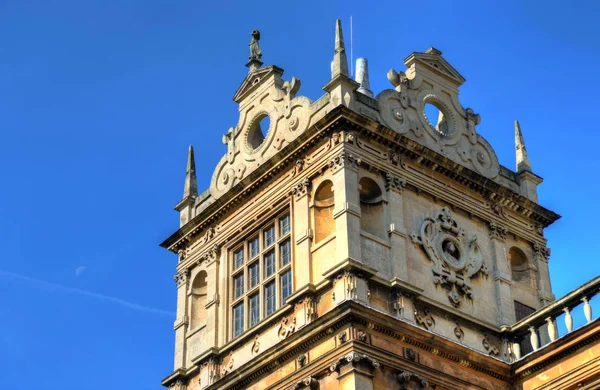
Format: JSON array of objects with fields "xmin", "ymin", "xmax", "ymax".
[{"xmin": 502, "ymin": 276, "xmax": 600, "ymax": 360}]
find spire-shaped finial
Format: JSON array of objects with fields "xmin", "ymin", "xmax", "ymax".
[
  {"xmin": 183, "ymin": 145, "xmax": 198, "ymax": 198},
  {"xmin": 355, "ymin": 57, "xmax": 373, "ymax": 98},
  {"xmin": 515, "ymin": 120, "xmax": 532, "ymax": 173},
  {"xmin": 331, "ymin": 19, "xmax": 349, "ymax": 78}
]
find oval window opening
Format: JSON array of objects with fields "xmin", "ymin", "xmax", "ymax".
[
  {"xmin": 424, "ymin": 103, "xmax": 450, "ymax": 136},
  {"xmin": 248, "ymin": 115, "xmax": 270, "ymax": 150}
]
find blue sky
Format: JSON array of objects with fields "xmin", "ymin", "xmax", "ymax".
[{"xmin": 1, "ymin": 1, "xmax": 599, "ymax": 389}]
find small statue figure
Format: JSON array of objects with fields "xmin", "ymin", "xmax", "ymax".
[{"xmin": 249, "ymin": 30, "xmax": 262, "ymax": 61}]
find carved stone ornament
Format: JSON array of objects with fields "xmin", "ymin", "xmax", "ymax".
[
  {"xmin": 251, "ymin": 335, "xmax": 260, "ymax": 355},
  {"xmin": 412, "ymin": 207, "xmax": 489, "ymax": 307},
  {"xmin": 482, "ymin": 334, "xmax": 500, "ymax": 356},
  {"xmin": 297, "ymin": 354, "xmax": 307, "ymax": 367},
  {"xmin": 278, "ymin": 317, "xmax": 296, "ymax": 340},
  {"xmin": 397, "ymin": 370, "xmax": 429, "ymax": 389},
  {"xmin": 385, "ymin": 172, "xmax": 407, "ymax": 192},
  {"xmin": 329, "ymin": 150, "xmax": 361, "ymax": 172},
  {"xmin": 533, "ymin": 243, "xmax": 551, "ymax": 262},
  {"xmin": 221, "ymin": 352, "xmax": 234, "ymax": 377},
  {"xmin": 330, "ymin": 352, "xmax": 380, "ymax": 372},
  {"xmin": 288, "ymin": 376, "xmax": 318, "ymax": 389},
  {"xmin": 488, "ymin": 221, "xmax": 508, "ymax": 241},
  {"xmin": 415, "ymin": 308, "xmax": 435, "ymax": 331},
  {"xmin": 454, "ymin": 322, "xmax": 465, "ymax": 341},
  {"xmin": 174, "ymin": 270, "xmax": 190, "ymax": 288},
  {"xmin": 291, "ymin": 178, "xmax": 312, "ymax": 199}
]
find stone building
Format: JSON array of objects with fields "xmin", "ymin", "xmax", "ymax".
[{"xmin": 160, "ymin": 20, "xmax": 600, "ymax": 390}]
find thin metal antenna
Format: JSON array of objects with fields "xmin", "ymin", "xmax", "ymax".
[{"xmin": 350, "ymin": 15, "xmax": 353, "ymax": 78}]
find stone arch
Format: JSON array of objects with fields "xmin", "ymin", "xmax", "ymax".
[
  {"xmin": 359, "ymin": 177, "xmax": 385, "ymax": 238},
  {"xmin": 508, "ymin": 247, "xmax": 531, "ymax": 285},
  {"xmin": 314, "ymin": 180, "xmax": 334, "ymax": 243},
  {"xmin": 190, "ymin": 270, "xmax": 208, "ymax": 328}
]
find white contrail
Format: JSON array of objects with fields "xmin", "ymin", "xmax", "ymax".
[{"xmin": 0, "ymin": 269, "xmax": 174, "ymax": 317}]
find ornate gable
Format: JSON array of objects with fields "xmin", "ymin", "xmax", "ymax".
[
  {"xmin": 232, "ymin": 65, "xmax": 284, "ymax": 104},
  {"xmin": 404, "ymin": 47, "xmax": 466, "ymax": 86}
]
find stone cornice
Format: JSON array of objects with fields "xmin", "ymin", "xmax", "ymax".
[{"xmin": 160, "ymin": 106, "xmax": 560, "ymax": 252}]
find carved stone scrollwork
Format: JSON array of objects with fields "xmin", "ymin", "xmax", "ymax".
[
  {"xmin": 278, "ymin": 317, "xmax": 296, "ymax": 340},
  {"xmin": 291, "ymin": 178, "xmax": 312, "ymax": 199},
  {"xmin": 488, "ymin": 221, "xmax": 508, "ymax": 241},
  {"xmin": 198, "ymin": 227, "xmax": 216, "ymax": 247},
  {"xmin": 385, "ymin": 173, "xmax": 407, "ymax": 192},
  {"xmin": 412, "ymin": 207, "xmax": 489, "ymax": 307},
  {"xmin": 330, "ymin": 352, "xmax": 380, "ymax": 373},
  {"xmin": 169, "ymin": 378, "xmax": 189, "ymax": 390},
  {"xmin": 329, "ymin": 151, "xmax": 361, "ymax": 172},
  {"xmin": 174, "ymin": 269, "xmax": 190, "ymax": 288},
  {"xmin": 251, "ymin": 335, "xmax": 260, "ymax": 355},
  {"xmin": 533, "ymin": 243, "xmax": 551, "ymax": 262},
  {"xmin": 397, "ymin": 371, "xmax": 429, "ymax": 389},
  {"xmin": 201, "ymin": 358, "xmax": 220, "ymax": 386},
  {"xmin": 198, "ymin": 244, "xmax": 221, "ymax": 266},
  {"xmin": 290, "ymin": 159, "xmax": 305, "ymax": 177},
  {"xmin": 288, "ymin": 376, "xmax": 318, "ymax": 389},
  {"xmin": 454, "ymin": 322, "xmax": 464, "ymax": 341}
]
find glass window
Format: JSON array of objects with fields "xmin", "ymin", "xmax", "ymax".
[
  {"xmin": 265, "ymin": 281, "xmax": 276, "ymax": 316},
  {"xmin": 234, "ymin": 248, "xmax": 244, "ymax": 269},
  {"xmin": 233, "ymin": 303, "xmax": 244, "ymax": 338},
  {"xmin": 281, "ymin": 271, "xmax": 292, "ymax": 305},
  {"xmin": 264, "ymin": 225, "xmax": 275, "ymax": 247},
  {"xmin": 249, "ymin": 294, "xmax": 260, "ymax": 328},
  {"xmin": 280, "ymin": 239, "xmax": 291, "ymax": 267},
  {"xmin": 250, "ymin": 237, "xmax": 260, "ymax": 258},
  {"xmin": 233, "ymin": 273, "xmax": 244, "ymax": 299},
  {"xmin": 249, "ymin": 262, "xmax": 260, "ymax": 289},
  {"xmin": 280, "ymin": 214, "xmax": 290, "ymax": 235},
  {"xmin": 265, "ymin": 251, "xmax": 276, "ymax": 277}
]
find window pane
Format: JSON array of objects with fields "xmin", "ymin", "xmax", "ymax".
[
  {"xmin": 264, "ymin": 226, "xmax": 275, "ymax": 247},
  {"xmin": 280, "ymin": 215, "xmax": 290, "ymax": 235},
  {"xmin": 233, "ymin": 303, "xmax": 244, "ymax": 337},
  {"xmin": 280, "ymin": 239, "xmax": 291, "ymax": 267},
  {"xmin": 281, "ymin": 271, "xmax": 292, "ymax": 305},
  {"xmin": 249, "ymin": 262, "xmax": 260, "ymax": 288},
  {"xmin": 265, "ymin": 251, "xmax": 276, "ymax": 277},
  {"xmin": 233, "ymin": 273, "xmax": 244, "ymax": 299},
  {"xmin": 250, "ymin": 237, "xmax": 260, "ymax": 258},
  {"xmin": 249, "ymin": 294, "xmax": 260, "ymax": 328},
  {"xmin": 265, "ymin": 282, "xmax": 276, "ymax": 316},
  {"xmin": 234, "ymin": 248, "xmax": 244, "ymax": 269}
]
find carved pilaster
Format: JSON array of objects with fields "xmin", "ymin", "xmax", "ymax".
[
  {"xmin": 291, "ymin": 178, "xmax": 312, "ymax": 199},
  {"xmin": 488, "ymin": 221, "xmax": 508, "ymax": 241},
  {"xmin": 385, "ymin": 172, "xmax": 407, "ymax": 192}
]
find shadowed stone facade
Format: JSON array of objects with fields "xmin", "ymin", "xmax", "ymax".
[{"xmin": 160, "ymin": 21, "xmax": 599, "ymax": 390}]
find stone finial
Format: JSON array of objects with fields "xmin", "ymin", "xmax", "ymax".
[
  {"xmin": 355, "ymin": 58, "xmax": 374, "ymax": 98},
  {"xmin": 515, "ymin": 120, "xmax": 532, "ymax": 173},
  {"xmin": 183, "ymin": 145, "xmax": 198, "ymax": 199},
  {"xmin": 331, "ymin": 19, "xmax": 349, "ymax": 78}
]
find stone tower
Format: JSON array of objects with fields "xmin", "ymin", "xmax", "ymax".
[{"xmin": 160, "ymin": 21, "xmax": 577, "ymax": 390}]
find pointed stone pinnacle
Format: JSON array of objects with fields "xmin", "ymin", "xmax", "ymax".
[
  {"xmin": 332, "ymin": 19, "xmax": 349, "ymax": 78},
  {"xmin": 515, "ymin": 120, "xmax": 532, "ymax": 173},
  {"xmin": 183, "ymin": 145, "xmax": 198, "ymax": 198}
]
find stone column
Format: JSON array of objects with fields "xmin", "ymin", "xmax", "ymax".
[
  {"xmin": 533, "ymin": 244, "xmax": 553, "ymax": 304},
  {"xmin": 332, "ymin": 352, "xmax": 379, "ymax": 390},
  {"xmin": 488, "ymin": 222, "xmax": 515, "ymax": 326},
  {"xmin": 386, "ymin": 173, "xmax": 408, "ymax": 281},
  {"xmin": 173, "ymin": 269, "xmax": 190, "ymax": 370},
  {"xmin": 330, "ymin": 149, "xmax": 362, "ymax": 266},
  {"xmin": 292, "ymin": 177, "xmax": 313, "ymax": 288}
]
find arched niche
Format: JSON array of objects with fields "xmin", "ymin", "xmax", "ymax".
[
  {"xmin": 359, "ymin": 177, "xmax": 385, "ymax": 238},
  {"xmin": 509, "ymin": 247, "xmax": 531, "ymax": 286},
  {"xmin": 313, "ymin": 180, "xmax": 334, "ymax": 243},
  {"xmin": 190, "ymin": 271, "xmax": 208, "ymax": 328}
]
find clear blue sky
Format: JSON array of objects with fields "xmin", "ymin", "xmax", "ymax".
[{"xmin": 1, "ymin": 1, "xmax": 599, "ymax": 389}]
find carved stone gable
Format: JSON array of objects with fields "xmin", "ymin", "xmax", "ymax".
[{"xmin": 412, "ymin": 207, "xmax": 489, "ymax": 306}]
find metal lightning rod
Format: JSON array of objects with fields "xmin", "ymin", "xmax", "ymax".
[{"xmin": 350, "ymin": 15, "xmax": 353, "ymax": 78}]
